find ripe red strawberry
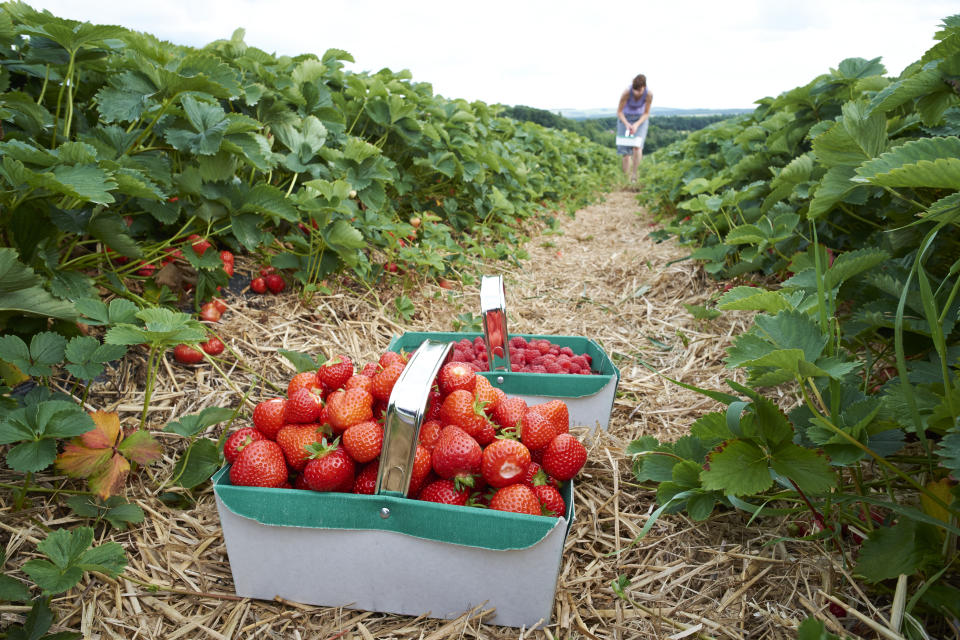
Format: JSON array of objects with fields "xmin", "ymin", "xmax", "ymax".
[
  {"xmin": 418, "ymin": 479, "xmax": 469, "ymax": 505},
  {"xmin": 360, "ymin": 362, "xmax": 379, "ymax": 378},
  {"xmin": 489, "ymin": 484, "xmax": 541, "ymax": 515},
  {"xmin": 250, "ymin": 277, "xmax": 267, "ymax": 294},
  {"xmin": 342, "ymin": 420, "xmax": 383, "ymax": 463},
  {"xmin": 230, "ymin": 440, "xmax": 287, "ymax": 487},
  {"xmin": 520, "ymin": 411, "xmax": 557, "ymax": 452},
  {"xmin": 344, "ymin": 374, "xmax": 374, "ymax": 395},
  {"xmin": 353, "ymin": 460, "xmax": 379, "ymax": 494},
  {"xmin": 481, "ymin": 439, "xmax": 532, "ymax": 488},
  {"xmin": 371, "ymin": 361, "xmax": 405, "ymax": 402},
  {"xmin": 224, "ymin": 427, "xmax": 266, "ymax": 464},
  {"xmin": 431, "ymin": 425, "xmax": 481, "ymax": 486},
  {"xmin": 288, "ymin": 371, "xmax": 321, "ymax": 398},
  {"xmin": 419, "ymin": 419, "xmax": 443, "ymax": 450},
  {"xmin": 265, "ymin": 273, "xmax": 285, "ymax": 294},
  {"xmin": 285, "ymin": 388, "xmax": 323, "ymax": 424},
  {"xmin": 252, "ymin": 398, "xmax": 288, "ymax": 440},
  {"xmin": 493, "ymin": 396, "xmax": 527, "ymax": 433},
  {"xmin": 488, "ymin": 387, "xmax": 507, "ymax": 416},
  {"xmin": 530, "ymin": 400, "xmax": 569, "ymax": 435},
  {"xmin": 173, "ymin": 343, "xmax": 204, "ymax": 364},
  {"xmin": 425, "ymin": 388, "xmax": 443, "ymax": 421},
  {"xmin": 473, "ymin": 419, "xmax": 496, "ymax": 447},
  {"xmin": 326, "ymin": 388, "xmax": 374, "ymax": 432},
  {"xmin": 542, "ymin": 433, "xmax": 587, "ymax": 481},
  {"xmin": 317, "ymin": 354, "xmax": 354, "ymax": 391},
  {"xmin": 409, "ymin": 444, "xmax": 432, "ymax": 496},
  {"xmin": 187, "ymin": 234, "xmax": 213, "ymax": 257},
  {"xmin": 533, "ymin": 484, "xmax": 566, "ymax": 517},
  {"xmin": 473, "ymin": 375, "xmax": 500, "ymax": 414},
  {"xmin": 303, "ymin": 442, "xmax": 355, "ymax": 492},
  {"xmin": 201, "ymin": 336, "xmax": 225, "ymax": 355},
  {"xmin": 437, "ymin": 361, "xmax": 476, "ymax": 395},
  {"xmin": 211, "ymin": 298, "xmax": 229, "ymax": 314},
  {"xmin": 378, "ymin": 351, "xmax": 407, "ymax": 369},
  {"xmin": 439, "ymin": 389, "xmax": 488, "ymax": 438},
  {"xmin": 276, "ymin": 423, "xmax": 328, "ymax": 471}
]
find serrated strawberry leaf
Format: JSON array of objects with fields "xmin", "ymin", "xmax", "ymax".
[
  {"xmin": 855, "ymin": 519, "xmax": 941, "ymax": 583},
  {"xmin": 22, "ymin": 526, "xmax": 127, "ymax": 595},
  {"xmin": 686, "ymin": 493, "xmax": 717, "ymax": 521},
  {"xmin": 0, "ymin": 401, "xmax": 94, "ymax": 472},
  {"xmin": 116, "ymin": 429, "xmax": 162, "ymax": 464},
  {"xmin": 65, "ymin": 495, "xmax": 144, "ymax": 531},
  {"xmin": 169, "ymin": 438, "xmax": 222, "ymax": 489},
  {"xmin": 0, "ymin": 331, "xmax": 66, "ymax": 377},
  {"xmin": 717, "ymin": 286, "xmax": 801, "ymax": 313},
  {"xmin": 701, "ymin": 439, "xmax": 773, "ymax": 496},
  {"xmin": 937, "ymin": 427, "xmax": 960, "ymax": 472},
  {"xmin": 769, "ymin": 443, "xmax": 836, "ymax": 494},
  {"xmin": 278, "ymin": 349, "xmax": 320, "ymax": 373}
]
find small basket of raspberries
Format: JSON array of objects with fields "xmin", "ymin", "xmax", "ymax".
[{"xmin": 225, "ymin": 344, "xmax": 587, "ymax": 517}]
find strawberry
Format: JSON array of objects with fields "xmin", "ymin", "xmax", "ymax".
[
  {"xmin": 378, "ymin": 351, "xmax": 407, "ymax": 369},
  {"xmin": 541, "ymin": 433, "xmax": 587, "ymax": 481},
  {"xmin": 285, "ymin": 388, "xmax": 323, "ymax": 424},
  {"xmin": 344, "ymin": 374, "xmax": 374, "ymax": 395},
  {"xmin": 342, "ymin": 420, "xmax": 383, "ymax": 463},
  {"xmin": 288, "ymin": 370, "xmax": 322, "ymax": 398},
  {"xmin": 437, "ymin": 361, "xmax": 476, "ymax": 395},
  {"xmin": 487, "ymin": 386, "xmax": 507, "ymax": 416},
  {"xmin": 303, "ymin": 441, "xmax": 355, "ymax": 492},
  {"xmin": 371, "ymin": 361, "xmax": 405, "ymax": 402},
  {"xmin": 489, "ymin": 484, "xmax": 541, "ymax": 515},
  {"xmin": 317, "ymin": 354, "xmax": 354, "ymax": 391},
  {"xmin": 173, "ymin": 343, "xmax": 204, "ymax": 364},
  {"xmin": 425, "ymin": 388, "xmax": 443, "ymax": 421},
  {"xmin": 481, "ymin": 439, "xmax": 532, "ymax": 488},
  {"xmin": 533, "ymin": 484, "xmax": 566, "ymax": 517},
  {"xmin": 265, "ymin": 273, "xmax": 285, "ymax": 294},
  {"xmin": 224, "ymin": 427, "xmax": 265, "ymax": 464},
  {"xmin": 187, "ymin": 234, "xmax": 213, "ymax": 257},
  {"xmin": 360, "ymin": 362, "xmax": 379, "ymax": 378},
  {"xmin": 473, "ymin": 419, "xmax": 496, "ymax": 447},
  {"xmin": 250, "ymin": 277, "xmax": 267, "ymax": 294},
  {"xmin": 230, "ymin": 440, "xmax": 287, "ymax": 488},
  {"xmin": 252, "ymin": 397, "xmax": 288, "ymax": 440},
  {"xmin": 431, "ymin": 425, "xmax": 481, "ymax": 486},
  {"xmin": 276, "ymin": 423, "xmax": 328, "ymax": 471},
  {"xmin": 409, "ymin": 444, "xmax": 432, "ymax": 496},
  {"xmin": 530, "ymin": 400, "xmax": 569, "ymax": 435},
  {"xmin": 493, "ymin": 396, "xmax": 527, "ymax": 433},
  {"xmin": 220, "ymin": 250, "xmax": 234, "ymax": 265},
  {"xmin": 418, "ymin": 479, "xmax": 469, "ymax": 505},
  {"xmin": 520, "ymin": 410, "xmax": 557, "ymax": 452},
  {"xmin": 353, "ymin": 460, "xmax": 379, "ymax": 494},
  {"xmin": 439, "ymin": 389, "xmax": 488, "ymax": 438},
  {"xmin": 201, "ymin": 336, "xmax": 225, "ymax": 356},
  {"xmin": 473, "ymin": 375, "xmax": 500, "ymax": 414},
  {"xmin": 326, "ymin": 388, "xmax": 374, "ymax": 432},
  {"xmin": 419, "ymin": 419, "xmax": 443, "ymax": 450},
  {"xmin": 210, "ymin": 298, "xmax": 229, "ymax": 314}
]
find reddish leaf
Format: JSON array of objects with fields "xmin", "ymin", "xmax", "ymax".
[
  {"xmin": 55, "ymin": 411, "xmax": 161, "ymax": 499},
  {"xmin": 88, "ymin": 454, "xmax": 131, "ymax": 501},
  {"xmin": 117, "ymin": 430, "xmax": 162, "ymax": 464}
]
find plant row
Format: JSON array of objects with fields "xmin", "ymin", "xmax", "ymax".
[{"xmin": 629, "ymin": 14, "xmax": 960, "ymax": 636}]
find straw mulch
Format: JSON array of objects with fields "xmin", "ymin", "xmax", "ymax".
[{"xmin": 1, "ymin": 190, "xmax": 879, "ymax": 639}]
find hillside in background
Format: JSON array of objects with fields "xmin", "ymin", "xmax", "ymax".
[
  {"xmin": 502, "ymin": 105, "xmax": 737, "ymax": 153},
  {"xmin": 557, "ymin": 106, "xmax": 755, "ymax": 119}
]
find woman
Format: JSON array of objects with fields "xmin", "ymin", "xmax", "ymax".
[{"xmin": 617, "ymin": 74, "xmax": 653, "ymax": 182}]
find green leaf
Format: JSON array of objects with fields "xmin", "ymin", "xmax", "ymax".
[
  {"xmin": 686, "ymin": 492, "xmax": 716, "ymax": 521},
  {"xmin": 808, "ymin": 165, "xmax": 861, "ymax": 220},
  {"xmin": 795, "ymin": 617, "xmax": 841, "ymax": 640},
  {"xmin": 88, "ymin": 212, "xmax": 142, "ymax": 259},
  {"xmin": 937, "ymin": 427, "xmax": 960, "ymax": 472},
  {"xmin": 855, "ymin": 519, "xmax": 941, "ymax": 583},
  {"xmin": 278, "ymin": 349, "xmax": 320, "ymax": 373},
  {"xmin": 4, "ymin": 599, "xmax": 57, "ymax": 640},
  {"xmin": 164, "ymin": 406, "xmax": 234, "ymax": 437},
  {"xmin": 854, "ymin": 136, "xmax": 960, "ymax": 188},
  {"xmin": 683, "ymin": 303, "xmax": 721, "ymax": 320},
  {"xmin": 6, "ymin": 439, "xmax": 57, "ymax": 472},
  {"xmin": 0, "ymin": 249, "xmax": 77, "ymax": 320},
  {"xmin": 769, "ymin": 443, "xmax": 836, "ymax": 494},
  {"xmin": 163, "ymin": 95, "xmax": 228, "ymax": 156},
  {"xmin": 0, "ymin": 549, "xmax": 31, "ymax": 602},
  {"xmin": 824, "ymin": 248, "xmax": 891, "ymax": 290},
  {"xmin": 238, "ymin": 184, "xmax": 298, "ymax": 223},
  {"xmin": 170, "ymin": 437, "xmax": 222, "ymax": 489},
  {"xmin": 701, "ymin": 439, "xmax": 773, "ymax": 496},
  {"xmin": 65, "ymin": 495, "xmax": 144, "ymax": 531},
  {"xmin": 717, "ymin": 287, "xmax": 800, "ymax": 313}
]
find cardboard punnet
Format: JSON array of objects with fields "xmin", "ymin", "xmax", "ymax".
[
  {"xmin": 212, "ymin": 468, "xmax": 574, "ymax": 627},
  {"xmin": 388, "ymin": 331, "xmax": 620, "ymax": 431}
]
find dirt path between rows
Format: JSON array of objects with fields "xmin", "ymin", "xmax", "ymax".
[{"xmin": 1, "ymin": 189, "xmax": 837, "ymax": 639}]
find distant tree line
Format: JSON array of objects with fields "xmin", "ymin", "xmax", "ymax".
[{"xmin": 501, "ymin": 106, "xmax": 734, "ymax": 153}]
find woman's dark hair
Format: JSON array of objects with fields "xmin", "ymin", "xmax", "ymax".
[{"xmin": 632, "ymin": 74, "xmax": 647, "ymax": 90}]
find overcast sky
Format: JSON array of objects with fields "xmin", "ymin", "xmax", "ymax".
[{"xmin": 22, "ymin": 0, "xmax": 958, "ymax": 111}]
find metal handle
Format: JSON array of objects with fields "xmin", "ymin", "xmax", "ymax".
[
  {"xmin": 375, "ymin": 340, "xmax": 453, "ymax": 497},
  {"xmin": 480, "ymin": 275, "xmax": 510, "ymax": 371}
]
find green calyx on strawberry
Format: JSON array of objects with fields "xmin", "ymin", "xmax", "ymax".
[{"xmin": 317, "ymin": 354, "xmax": 354, "ymax": 391}]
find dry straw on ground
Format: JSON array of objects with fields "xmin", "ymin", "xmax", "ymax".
[{"xmin": 1, "ymin": 190, "xmax": 885, "ymax": 639}]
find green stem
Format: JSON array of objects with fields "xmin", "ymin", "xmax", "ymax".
[
  {"xmin": 62, "ymin": 50, "xmax": 77, "ymax": 140},
  {"xmin": 0, "ymin": 481, "xmax": 94, "ymax": 496},
  {"xmin": 140, "ymin": 346, "xmax": 158, "ymax": 430}
]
